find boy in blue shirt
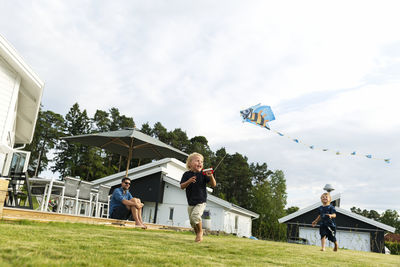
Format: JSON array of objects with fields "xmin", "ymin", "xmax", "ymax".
[
  {"xmin": 312, "ymin": 192, "xmax": 339, "ymax": 251},
  {"xmin": 109, "ymin": 177, "xmax": 147, "ymax": 229}
]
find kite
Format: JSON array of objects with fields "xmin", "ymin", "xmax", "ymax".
[
  {"xmin": 240, "ymin": 104, "xmax": 390, "ymax": 163},
  {"xmin": 240, "ymin": 103, "xmax": 275, "ymax": 130}
]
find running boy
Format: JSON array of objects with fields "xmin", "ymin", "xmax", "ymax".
[
  {"xmin": 180, "ymin": 152, "xmax": 216, "ymax": 242},
  {"xmin": 312, "ymin": 192, "xmax": 339, "ymax": 251}
]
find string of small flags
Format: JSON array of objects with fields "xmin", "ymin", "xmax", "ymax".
[
  {"xmin": 273, "ymin": 130, "xmax": 390, "ymax": 163},
  {"xmin": 240, "ymin": 104, "xmax": 390, "ymax": 163}
]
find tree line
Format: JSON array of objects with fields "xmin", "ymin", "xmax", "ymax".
[
  {"xmin": 350, "ymin": 207, "xmax": 400, "ymax": 233},
  {"xmin": 26, "ymin": 103, "xmax": 288, "ymax": 241}
]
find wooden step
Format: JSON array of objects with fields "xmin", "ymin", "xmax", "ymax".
[{"xmin": 1, "ymin": 207, "xmax": 190, "ymax": 232}]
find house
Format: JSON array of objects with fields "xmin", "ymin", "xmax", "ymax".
[
  {"xmin": 0, "ymin": 34, "xmax": 44, "ymax": 176},
  {"xmin": 278, "ymin": 193, "xmax": 395, "ymax": 253},
  {"xmin": 91, "ymin": 158, "xmax": 259, "ymax": 237}
]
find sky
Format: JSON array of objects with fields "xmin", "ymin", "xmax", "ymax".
[{"xmin": 1, "ymin": 0, "xmax": 399, "ymax": 213}]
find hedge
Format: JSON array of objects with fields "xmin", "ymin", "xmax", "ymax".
[{"xmin": 385, "ymin": 241, "xmax": 400, "ymax": 255}]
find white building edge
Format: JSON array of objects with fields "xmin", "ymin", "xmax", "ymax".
[
  {"xmin": 92, "ymin": 158, "xmax": 259, "ymax": 237},
  {"xmin": 0, "ymin": 34, "xmax": 44, "ymax": 176}
]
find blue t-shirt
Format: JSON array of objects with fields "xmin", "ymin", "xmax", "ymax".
[
  {"xmin": 180, "ymin": 171, "xmax": 210, "ymax": 206},
  {"xmin": 318, "ymin": 204, "xmax": 336, "ymax": 227},
  {"xmin": 109, "ymin": 187, "xmax": 133, "ymax": 216}
]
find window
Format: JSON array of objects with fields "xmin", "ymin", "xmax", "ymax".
[
  {"xmin": 202, "ymin": 210, "xmax": 210, "ymax": 219},
  {"xmin": 2, "ymin": 150, "xmax": 30, "ymax": 176},
  {"xmin": 235, "ymin": 215, "xmax": 239, "ymax": 230},
  {"xmin": 169, "ymin": 207, "xmax": 174, "ymax": 221}
]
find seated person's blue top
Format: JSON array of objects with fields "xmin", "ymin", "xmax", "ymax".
[{"xmin": 109, "ymin": 187, "xmax": 133, "ymax": 216}]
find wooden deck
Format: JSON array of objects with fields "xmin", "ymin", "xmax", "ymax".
[{"xmin": 1, "ymin": 207, "xmax": 190, "ymax": 231}]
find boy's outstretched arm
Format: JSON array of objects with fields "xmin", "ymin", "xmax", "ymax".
[
  {"xmin": 312, "ymin": 215, "xmax": 321, "ymax": 227},
  {"xmin": 206, "ymin": 172, "xmax": 216, "ymax": 188}
]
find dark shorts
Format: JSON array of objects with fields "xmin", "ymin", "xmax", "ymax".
[
  {"xmin": 110, "ymin": 205, "xmax": 131, "ymax": 220},
  {"xmin": 320, "ymin": 225, "xmax": 337, "ymax": 242}
]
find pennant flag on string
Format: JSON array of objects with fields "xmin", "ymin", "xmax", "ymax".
[{"xmin": 240, "ymin": 104, "xmax": 391, "ymax": 163}]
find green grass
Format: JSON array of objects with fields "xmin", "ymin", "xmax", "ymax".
[{"xmin": 0, "ymin": 220, "xmax": 398, "ymax": 267}]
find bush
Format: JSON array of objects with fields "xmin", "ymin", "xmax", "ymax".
[{"xmin": 385, "ymin": 241, "xmax": 400, "ymax": 255}]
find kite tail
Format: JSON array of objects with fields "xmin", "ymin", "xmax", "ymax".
[{"xmin": 270, "ymin": 129, "xmax": 390, "ymax": 163}]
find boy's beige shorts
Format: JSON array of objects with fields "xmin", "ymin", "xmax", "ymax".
[{"xmin": 188, "ymin": 202, "xmax": 206, "ymax": 227}]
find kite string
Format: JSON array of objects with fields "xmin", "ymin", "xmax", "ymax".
[{"xmin": 269, "ymin": 129, "xmax": 390, "ymax": 163}]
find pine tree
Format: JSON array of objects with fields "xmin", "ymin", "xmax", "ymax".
[
  {"xmin": 25, "ymin": 108, "xmax": 64, "ymax": 177},
  {"xmin": 52, "ymin": 103, "xmax": 92, "ymax": 179}
]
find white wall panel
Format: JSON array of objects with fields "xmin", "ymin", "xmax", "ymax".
[
  {"xmin": 0, "ymin": 57, "xmax": 18, "ymax": 144},
  {"xmin": 299, "ymin": 227, "xmax": 371, "ymax": 252}
]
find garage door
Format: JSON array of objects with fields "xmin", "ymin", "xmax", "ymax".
[
  {"xmin": 299, "ymin": 227, "xmax": 370, "ymax": 252},
  {"xmin": 336, "ymin": 230, "xmax": 370, "ymax": 252}
]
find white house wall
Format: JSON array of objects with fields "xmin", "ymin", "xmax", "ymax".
[
  {"xmin": 163, "ymin": 161, "xmax": 185, "ymax": 182},
  {"xmin": 0, "ymin": 57, "xmax": 19, "ymax": 149},
  {"xmin": 204, "ymin": 201, "xmax": 225, "ymax": 232},
  {"xmin": 224, "ymin": 211, "xmax": 253, "ymax": 237},
  {"xmin": 0, "ymin": 56, "xmax": 20, "ymax": 175},
  {"xmin": 150, "ymin": 181, "xmax": 254, "ymax": 237}
]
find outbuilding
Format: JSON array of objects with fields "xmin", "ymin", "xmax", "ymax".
[
  {"xmin": 92, "ymin": 158, "xmax": 259, "ymax": 237},
  {"xmin": 278, "ymin": 194, "xmax": 395, "ymax": 253}
]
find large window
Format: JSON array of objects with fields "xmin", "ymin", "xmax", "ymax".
[{"xmin": 2, "ymin": 150, "xmax": 30, "ymax": 176}]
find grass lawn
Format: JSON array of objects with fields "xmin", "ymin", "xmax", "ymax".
[{"xmin": 0, "ymin": 220, "xmax": 398, "ymax": 267}]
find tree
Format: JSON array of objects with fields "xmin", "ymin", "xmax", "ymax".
[
  {"xmin": 187, "ymin": 136, "xmax": 214, "ymax": 168},
  {"xmin": 25, "ymin": 108, "xmax": 64, "ymax": 177},
  {"xmin": 212, "ymin": 152, "xmax": 252, "ymax": 208},
  {"xmin": 140, "ymin": 122, "xmax": 152, "ymax": 136},
  {"xmin": 351, "ymin": 207, "xmax": 400, "ymax": 233},
  {"xmin": 109, "ymin": 107, "xmax": 135, "ymax": 130},
  {"xmin": 380, "ymin": 210, "xmax": 400, "ymax": 234},
  {"xmin": 285, "ymin": 206, "xmax": 300, "ymax": 215},
  {"xmin": 167, "ymin": 128, "xmax": 190, "ymax": 152},
  {"xmin": 52, "ymin": 103, "xmax": 92, "ymax": 178},
  {"xmin": 250, "ymin": 164, "xmax": 287, "ymax": 241},
  {"xmin": 92, "ymin": 110, "xmax": 111, "ymax": 132},
  {"xmin": 152, "ymin": 122, "xmax": 168, "ymax": 141}
]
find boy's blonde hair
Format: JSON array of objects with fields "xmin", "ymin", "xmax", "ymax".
[
  {"xmin": 186, "ymin": 152, "xmax": 204, "ymax": 170},
  {"xmin": 321, "ymin": 192, "xmax": 332, "ymax": 203}
]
